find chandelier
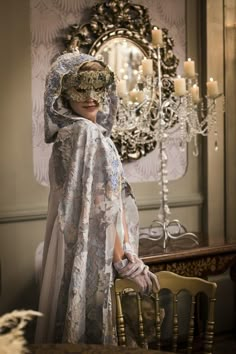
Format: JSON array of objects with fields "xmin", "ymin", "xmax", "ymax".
[{"xmin": 115, "ymin": 28, "xmax": 224, "ymax": 249}]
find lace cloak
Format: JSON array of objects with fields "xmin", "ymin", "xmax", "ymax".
[{"xmin": 35, "ymin": 52, "xmax": 139, "ymax": 344}]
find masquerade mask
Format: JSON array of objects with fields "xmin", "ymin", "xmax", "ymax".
[{"xmin": 62, "ymin": 66, "xmax": 115, "ymax": 103}]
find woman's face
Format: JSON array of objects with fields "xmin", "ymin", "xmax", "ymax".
[{"xmin": 69, "ymin": 98, "xmax": 99, "ymax": 123}]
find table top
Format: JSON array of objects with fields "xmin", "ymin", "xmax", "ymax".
[
  {"xmin": 28, "ymin": 343, "xmax": 174, "ymax": 354},
  {"xmin": 139, "ymin": 236, "xmax": 236, "ymax": 264}
]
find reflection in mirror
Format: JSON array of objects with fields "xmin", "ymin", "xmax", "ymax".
[{"xmin": 97, "ymin": 38, "xmax": 145, "ymax": 92}]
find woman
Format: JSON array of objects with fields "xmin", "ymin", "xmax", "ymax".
[{"xmin": 35, "ymin": 51, "xmax": 159, "ymax": 345}]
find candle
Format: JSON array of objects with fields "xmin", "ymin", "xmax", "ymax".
[
  {"xmin": 142, "ymin": 59, "xmax": 153, "ymax": 76},
  {"xmin": 190, "ymin": 84, "xmax": 200, "ymax": 103},
  {"xmin": 117, "ymin": 80, "xmax": 127, "ymax": 97},
  {"xmin": 174, "ymin": 75, "xmax": 186, "ymax": 96},
  {"xmin": 152, "ymin": 28, "xmax": 163, "ymax": 47},
  {"xmin": 206, "ymin": 78, "xmax": 219, "ymax": 98},
  {"xmin": 184, "ymin": 58, "xmax": 195, "ymax": 78},
  {"xmin": 136, "ymin": 91, "xmax": 145, "ymax": 103},
  {"xmin": 129, "ymin": 89, "xmax": 137, "ymax": 102}
]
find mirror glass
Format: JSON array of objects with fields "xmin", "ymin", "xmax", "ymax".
[{"xmin": 96, "ymin": 38, "xmax": 145, "ymax": 91}]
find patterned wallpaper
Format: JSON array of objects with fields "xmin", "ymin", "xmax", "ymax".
[{"xmin": 30, "ymin": 0, "xmax": 187, "ymax": 186}]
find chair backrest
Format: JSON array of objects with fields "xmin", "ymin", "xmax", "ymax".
[{"xmin": 114, "ymin": 271, "xmax": 217, "ymax": 353}]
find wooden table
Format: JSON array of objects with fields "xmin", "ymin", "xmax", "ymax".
[
  {"xmin": 29, "ymin": 343, "xmax": 174, "ymax": 353},
  {"xmin": 139, "ymin": 238, "xmax": 236, "ymax": 278}
]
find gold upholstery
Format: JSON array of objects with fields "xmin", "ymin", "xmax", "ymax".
[{"xmin": 114, "ymin": 271, "xmax": 217, "ymax": 353}]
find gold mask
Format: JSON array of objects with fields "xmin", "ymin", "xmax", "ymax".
[{"xmin": 62, "ymin": 66, "xmax": 115, "ymax": 102}]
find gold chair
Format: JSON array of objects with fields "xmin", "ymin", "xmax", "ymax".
[{"xmin": 114, "ymin": 270, "xmax": 217, "ymax": 353}]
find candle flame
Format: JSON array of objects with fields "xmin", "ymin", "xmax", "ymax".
[
  {"xmin": 210, "ymin": 77, "xmax": 214, "ymax": 81},
  {"xmin": 188, "ymin": 58, "xmax": 192, "ymax": 61}
]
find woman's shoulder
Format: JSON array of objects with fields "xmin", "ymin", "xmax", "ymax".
[
  {"xmin": 72, "ymin": 117, "xmax": 98, "ymax": 129},
  {"xmin": 57, "ymin": 118, "xmax": 101, "ymax": 138}
]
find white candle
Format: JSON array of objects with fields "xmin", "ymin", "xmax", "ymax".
[
  {"xmin": 206, "ymin": 78, "xmax": 219, "ymax": 98},
  {"xmin": 174, "ymin": 75, "xmax": 186, "ymax": 96},
  {"xmin": 129, "ymin": 89, "xmax": 137, "ymax": 102},
  {"xmin": 190, "ymin": 84, "xmax": 200, "ymax": 103},
  {"xmin": 142, "ymin": 59, "xmax": 153, "ymax": 76},
  {"xmin": 136, "ymin": 91, "xmax": 145, "ymax": 103},
  {"xmin": 184, "ymin": 58, "xmax": 195, "ymax": 78},
  {"xmin": 152, "ymin": 28, "xmax": 163, "ymax": 47},
  {"xmin": 117, "ymin": 80, "xmax": 127, "ymax": 97}
]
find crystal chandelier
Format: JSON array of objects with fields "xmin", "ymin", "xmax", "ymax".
[{"xmin": 116, "ymin": 28, "xmax": 224, "ymax": 249}]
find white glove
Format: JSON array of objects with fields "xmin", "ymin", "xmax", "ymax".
[
  {"xmin": 113, "ymin": 259, "xmax": 160, "ymax": 294},
  {"xmin": 113, "ymin": 255, "xmax": 145, "ymax": 279},
  {"xmin": 147, "ymin": 270, "xmax": 160, "ymax": 292},
  {"xmin": 123, "ymin": 242, "xmax": 136, "ymax": 263},
  {"xmin": 113, "ymin": 242, "xmax": 160, "ymax": 294},
  {"xmin": 131, "ymin": 264, "xmax": 160, "ymax": 293},
  {"xmin": 130, "ymin": 271, "xmax": 153, "ymax": 294}
]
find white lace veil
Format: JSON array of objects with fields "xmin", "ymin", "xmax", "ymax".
[{"xmin": 44, "ymin": 51, "xmax": 118, "ymax": 143}]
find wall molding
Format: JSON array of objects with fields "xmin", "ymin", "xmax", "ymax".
[
  {"xmin": 0, "ymin": 193, "xmax": 204, "ymax": 223},
  {"xmin": 137, "ymin": 192, "xmax": 204, "ymax": 210},
  {"xmin": 0, "ymin": 206, "xmax": 47, "ymax": 224}
]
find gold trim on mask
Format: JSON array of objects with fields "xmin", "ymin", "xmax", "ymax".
[
  {"xmin": 65, "ymin": 87, "xmax": 105, "ymax": 103},
  {"xmin": 62, "ymin": 66, "xmax": 114, "ymax": 92}
]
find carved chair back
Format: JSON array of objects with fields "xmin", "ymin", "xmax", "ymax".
[{"xmin": 114, "ymin": 271, "xmax": 217, "ymax": 353}]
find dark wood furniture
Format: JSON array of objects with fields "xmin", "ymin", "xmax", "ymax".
[{"xmin": 139, "ymin": 238, "xmax": 236, "ymax": 278}]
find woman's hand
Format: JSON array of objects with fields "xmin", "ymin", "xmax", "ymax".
[
  {"xmin": 116, "ymin": 255, "xmax": 145, "ymax": 278},
  {"xmin": 130, "ymin": 271, "xmax": 153, "ymax": 294},
  {"xmin": 146, "ymin": 270, "xmax": 160, "ymax": 292},
  {"xmin": 113, "ymin": 256, "xmax": 160, "ymax": 294}
]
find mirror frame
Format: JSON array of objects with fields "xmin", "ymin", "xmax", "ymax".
[{"xmin": 64, "ymin": 0, "xmax": 180, "ymax": 161}]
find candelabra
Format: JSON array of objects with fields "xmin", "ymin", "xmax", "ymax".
[{"xmin": 116, "ymin": 31, "xmax": 223, "ymax": 249}]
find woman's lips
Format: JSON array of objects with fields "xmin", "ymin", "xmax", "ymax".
[
  {"xmin": 82, "ymin": 102, "xmax": 99, "ymax": 110},
  {"xmin": 84, "ymin": 107, "xmax": 97, "ymax": 113}
]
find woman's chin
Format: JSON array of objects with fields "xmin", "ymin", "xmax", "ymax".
[{"xmin": 83, "ymin": 111, "xmax": 98, "ymax": 123}]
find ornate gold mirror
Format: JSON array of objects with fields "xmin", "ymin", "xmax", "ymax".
[{"xmin": 64, "ymin": 0, "xmax": 179, "ymax": 161}]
